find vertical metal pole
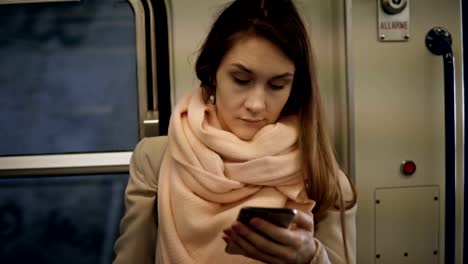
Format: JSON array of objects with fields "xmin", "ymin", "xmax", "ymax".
[
  {"xmin": 426, "ymin": 27, "xmax": 456, "ymax": 264},
  {"xmin": 444, "ymin": 53, "xmax": 456, "ymax": 264}
]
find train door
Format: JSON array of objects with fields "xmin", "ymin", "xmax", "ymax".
[
  {"xmin": 0, "ymin": 0, "xmax": 170, "ymax": 263},
  {"xmin": 350, "ymin": 0, "xmax": 464, "ymax": 263}
]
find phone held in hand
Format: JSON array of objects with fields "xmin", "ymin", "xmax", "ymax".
[
  {"xmin": 237, "ymin": 207, "xmax": 297, "ymax": 228},
  {"xmin": 225, "ymin": 207, "xmax": 297, "ymax": 254}
]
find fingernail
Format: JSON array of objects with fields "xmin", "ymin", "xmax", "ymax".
[
  {"xmin": 222, "ymin": 236, "xmax": 231, "ymax": 243},
  {"xmin": 250, "ymin": 218, "xmax": 260, "ymax": 227},
  {"xmin": 223, "ymin": 229, "xmax": 232, "ymax": 236}
]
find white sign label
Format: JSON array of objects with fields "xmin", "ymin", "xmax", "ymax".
[{"xmin": 378, "ymin": 0, "xmax": 410, "ymax": 42}]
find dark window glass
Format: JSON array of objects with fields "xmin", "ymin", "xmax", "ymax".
[
  {"xmin": 0, "ymin": 0, "xmax": 139, "ymax": 156},
  {"xmin": 0, "ymin": 173, "xmax": 128, "ymax": 264}
]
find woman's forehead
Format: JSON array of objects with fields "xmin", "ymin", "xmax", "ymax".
[{"xmin": 220, "ymin": 35, "xmax": 295, "ymax": 76}]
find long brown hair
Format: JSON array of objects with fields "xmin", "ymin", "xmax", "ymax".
[{"xmin": 195, "ymin": 0, "xmax": 357, "ymax": 262}]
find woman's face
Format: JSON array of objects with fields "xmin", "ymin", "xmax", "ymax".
[{"xmin": 214, "ymin": 35, "xmax": 295, "ymax": 140}]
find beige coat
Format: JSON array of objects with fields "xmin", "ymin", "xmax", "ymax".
[{"xmin": 113, "ymin": 136, "xmax": 357, "ymax": 264}]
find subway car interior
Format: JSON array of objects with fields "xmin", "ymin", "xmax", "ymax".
[{"xmin": 0, "ymin": 0, "xmax": 466, "ymax": 263}]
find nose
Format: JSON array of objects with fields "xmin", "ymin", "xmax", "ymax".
[{"xmin": 244, "ymin": 85, "xmax": 266, "ymax": 114}]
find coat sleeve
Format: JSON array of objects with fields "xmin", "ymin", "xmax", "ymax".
[
  {"xmin": 113, "ymin": 137, "xmax": 167, "ymax": 264},
  {"xmin": 310, "ymin": 171, "xmax": 357, "ymax": 264}
]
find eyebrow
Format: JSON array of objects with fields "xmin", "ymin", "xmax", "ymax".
[{"xmin": 230, "ymin": 63, "xmax": 294, "ymax": 79}]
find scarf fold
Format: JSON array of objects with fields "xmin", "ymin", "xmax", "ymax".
[{"xmin": 157, "ymin": 89, "xmax": 315, "ymax": 263}]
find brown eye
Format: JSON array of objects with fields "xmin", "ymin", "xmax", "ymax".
[
  {"xmin": 269, "ymin": 83, "xmax": 284, "ymax": 90},
  {"xmin": 269, "ymin": 80, "xmax": 288, "ymax": 90},
  {"xmin": 269, "ymin": 78, "xmax": 291, "ymax": 90},
  {"xmin": 233, "ymin": 77, "xmax": 251, "ymax": 85}
]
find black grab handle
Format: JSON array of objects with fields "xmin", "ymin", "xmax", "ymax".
[{"xmin": 426, "ymin": 27, "xmax": 456, "ymax": 264}]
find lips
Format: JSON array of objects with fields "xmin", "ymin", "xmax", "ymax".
[{"xmin": 240, "ymin": 118, "xmax": 264, "ymax": 124}]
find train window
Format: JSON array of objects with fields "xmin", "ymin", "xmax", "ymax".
[
  {"xmin": 0, "ymin": 173, "xmax": 128, "ymax": 263},
  {"xmin": 0, "ymin": 0, "xmax": 171, "ymax": 262},
  {"xmin": 0, "ymin": 0, "xmax": 139, "ymax": 156}
]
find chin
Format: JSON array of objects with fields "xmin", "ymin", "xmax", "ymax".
[
  {"xmin": 237, "ymin": 134, "xmax": 254, "ymax": 141},
  {"xmin": 233, "ymin": 129, "xmax": 258, "ymax": 141}
]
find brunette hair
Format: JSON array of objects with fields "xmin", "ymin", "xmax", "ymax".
[{"xmin": 195, "ymin": 0, "xmax": 357, "ymax": 262}]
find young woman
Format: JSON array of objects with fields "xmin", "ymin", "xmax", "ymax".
[{"xmin": 114, "ymin": 0, "xmax": 357, "ymax": 263}]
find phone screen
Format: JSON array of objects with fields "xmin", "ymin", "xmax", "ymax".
[{"xmin": 238, "ymin": 207, "xmax": 297, "ymax": 228}]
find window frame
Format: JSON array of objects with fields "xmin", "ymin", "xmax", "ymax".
[{"xmin": 0, "ymin": 0, "xmax": 169, "ymax": 177}]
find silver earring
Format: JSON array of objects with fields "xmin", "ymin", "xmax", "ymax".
[{"xmin": 209, "ymin": 95, "xmax": 215, "ymax": 104}]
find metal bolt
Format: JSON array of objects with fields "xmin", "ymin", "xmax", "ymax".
[
  {"xmin": 379, "ymin": 34, "xmax": 386, "ymax": 40},
  {"xmin": 404, "ymin": 34, "xmax": 410, "ymax": 40}
]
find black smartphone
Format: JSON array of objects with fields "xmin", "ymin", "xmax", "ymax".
[
  {"xmin": 237, "ymin": 207, "xmax": 297, "ymax": 228},
  {"xmin": 225, "ymin": 207, "xmax": 297, "ymax": 254}
]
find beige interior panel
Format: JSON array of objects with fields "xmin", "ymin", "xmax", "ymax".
[
  {"xmin": 351, "ymin": 0, "xmax": 463, "ymax": 262},
  {"xmin": 375, "ymin": 186, "xmax": 439, "ymax": 264}
]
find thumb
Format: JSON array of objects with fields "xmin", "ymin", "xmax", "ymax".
[{"xmin": 292, "ymin": 210, "xmax": 314, "ymax": 231}]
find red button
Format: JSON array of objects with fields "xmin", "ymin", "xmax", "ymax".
[{"xmin": 401, "ymin": 160, "xmax": 416, "ymax": 175}]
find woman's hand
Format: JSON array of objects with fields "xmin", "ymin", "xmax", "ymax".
[{"xmin": 222, "ymin": 211, "xmax": 317, "ymax": 264}]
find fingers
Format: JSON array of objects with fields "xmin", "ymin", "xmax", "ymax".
[
  {"xmin": 248, "ymin": 217, "xmax": 299, "ymax": 247},
  {"xmin": 222, "ymin": 235, "xmax": 244, "ymax": 255},
  {"xmin": 291, "ymin": 211, "xmax": 314, "ymax": 230},
  {"xmin": 224, "ymin": 222, "xmax": 298, "ymax": 263},
  {"xmin": 222, "ymin": 210, "xmax": 316, "ymax": 263},
  {"xmin": 248, "ymin": 213, "xmax": 313, "ymax": 248},
  {"xmin": 223, "ymin": 222, "xmax": 288, "ymax": 264}
]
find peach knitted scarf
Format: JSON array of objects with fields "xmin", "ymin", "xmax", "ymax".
[{"xmin": 157, "ymin": 89, "xmax": 315, "ymax": 263}]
